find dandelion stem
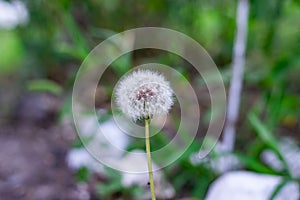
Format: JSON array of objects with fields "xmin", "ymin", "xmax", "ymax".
[{"xmin": 145, "ymin": 118, "xmax": 156, "ymax": 200}]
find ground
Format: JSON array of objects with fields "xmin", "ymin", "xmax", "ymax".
[{"xmin": 0, "ymin": 121, "xmax": 82, "ymax": 200}]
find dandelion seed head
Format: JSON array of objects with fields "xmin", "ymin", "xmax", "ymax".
[{"xmin": 115, "ymin": 70, "xmax": 174, "ymax": 121}]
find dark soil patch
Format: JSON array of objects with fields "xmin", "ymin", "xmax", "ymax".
[{"xmin": 0, "ymin": 122, "xmax": 81, "ymax": 200}]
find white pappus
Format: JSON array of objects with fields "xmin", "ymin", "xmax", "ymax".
[{"xmin": 115, "ymin": 69, "xmax": 174, "ymax": 121}]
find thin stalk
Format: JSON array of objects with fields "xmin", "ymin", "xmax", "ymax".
[
  {"xmin": 222, "ymin": 0, "xmax": 249, "ymax": 152},
  {"xmin": 145, "ymin": 118, "xmax": 156, "ymax": 200}
]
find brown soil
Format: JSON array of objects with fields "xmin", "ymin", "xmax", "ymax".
[{"xmin": 0, "ymin": 122, "xmax": 81, "ymax": 200}]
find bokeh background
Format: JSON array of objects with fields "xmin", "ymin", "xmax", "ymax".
[{"xmin": 0, "ymin": 0, "xmax": 299, "ymax": 200}]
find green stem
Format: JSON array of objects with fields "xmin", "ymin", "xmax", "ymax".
[{"xmin": 145, "ymin": 118, "xmax": 156, "ymax": 200}]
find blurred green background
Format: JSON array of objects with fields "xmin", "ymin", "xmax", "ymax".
[{"xmin": 0, "ymin": 0, "xmax": 299, "ymax": 200}]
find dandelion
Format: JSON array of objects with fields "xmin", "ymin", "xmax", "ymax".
[
  {"xmin": 115, "ymin": 69, "xmax": 173, "ymax": 121},
  {"xmin": 115, "ymin": 69, "xmax": 174, "ymax": 200}
]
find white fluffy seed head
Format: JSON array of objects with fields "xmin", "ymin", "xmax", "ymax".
[{"xmin": 115, "ymin": 70, "xmax": 174, "ymax": 121}]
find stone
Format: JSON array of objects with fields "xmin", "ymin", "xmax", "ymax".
[{"xmin": 205, "ymin": 171, "xmax": 299, "ymax": 200}]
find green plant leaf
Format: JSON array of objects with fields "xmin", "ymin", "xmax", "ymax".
[
  {"xmin": 269, "ymin": 178, "xmax": 290, "ymax": 200},
  {"xmin": 0, "ymin": 30, "xmax": 23, "ymax": 73},
  {"xmin": 249, "ymin": 112, "xmax": 280, "ymax": 152},
  {"xmin": 75, "ymin": 166, "xmax": 90, "ymax": 182},
  {"xmin": 27, "ymin": 79, "xmax": 63, "ymax": 95},
  {"xmin": 234, "ymin": 153, "xmax": 275, "ymax": 174},
  {"xmin": 248, "ymin": 112, "xmax": 292, "ymax": 176},
  {"xmin": 97, "ymin": 181, "xmax": 123, "ymax": 197}
]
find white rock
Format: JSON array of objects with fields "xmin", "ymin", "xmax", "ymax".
[
  {"xmin": 191, "ymin": 141, "xmax": 241, "ymax": 173},
  {"xmin": 0, "ymin": 0, "xmax": 28, "ymax": 29},
  {"xmin": 66, "ymin": 148, "xmax": 103, "ymax": 173},
  {"xmin": 101, "ymin": 119, "xmax": 129, "ymax": 151},
  {"xmin": 205, "ymin": 171, "xmax": 299, "ymax": 200},
  {"xmin": 76, "ymin": 117, "xmax": 130, "ymax": 160},
  {"xmin": 262, "ymin": 137, "xmax": 300, "ymax": 178},
  {"xmin": 67, "ymin": 118, "xmax": 130, "ymax": 173}
]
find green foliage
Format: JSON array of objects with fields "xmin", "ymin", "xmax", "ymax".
[
  {"xmin": 96, "ymin": 167, "xmax": 144, "ymax": 199},
  {"xmin": 249, "ymin": 112, "xmax": 291, "ymax": 176},
  {"xmin": 27, "ymin": 79, "xmax": 63, "ymax": 95},
  {"xmin": 166, "ymin": 141, "xmax": 217, "ymax": 199},
  {"xmin": 0, "ymin": 30, "xmax": 23, "ymax": 73},
  {"xmin": 96, "ymin": 168, "xmax": 123, "ymax": 197},
  {"xmin": 249, "ymin": 113, "xmax": 281, "ymax": 154},
  {"xmin": 75, "ymin": 166, "xmax": 91, "ymax": 182},
  {"xmin": 111, "ymin": 54, "xmax": 132, "ymax": 76},
  {"xmin": 234, "ymin": 153, "xmax": 275, "ymax": 174}
]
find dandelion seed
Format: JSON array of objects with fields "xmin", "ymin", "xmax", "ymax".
[{"xmin": 115, "ymin": 69, "xmax": 173, "ymax": 121}]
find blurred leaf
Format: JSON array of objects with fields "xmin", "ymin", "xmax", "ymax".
[
  {"xmin": 103, "ymin": 167, "xmax": 122, "ymax": 180},
  {"xmin": 0, "ymin": 30, "xmax": 23, "ymax": 73},
  {"xmin": 249, "ymin": 112, "xmax": 281, "ymax": 153},
  {"xmin": 265, "ymin": 85, "xmax": 285, "ymax": 130},
  {"xmin": 112, "ymin": 54, "xmax": 132, "ymax": 76},
  {"xmin": 248, "ymin": 112, "xmax": 292, "ymax": 176},
  {"xmin": 59, "ymin": 95, "xmax": 72, "ymax": 120},
  {"xmin": 97, "ymin": 181, "xmax": 123, "ymax": 197},
  {"xmin": 91, "ymin": 27, "xmax": 117, "ymax": 39},
  {"xmin": 234, "ymin": 153, "xmax": 275, "ymax": 174},
  {"xmin": 27, "ymin": 79, "xmax": 63, "ymax": 95},
  {"xmin": 62, "ymin": 11, "xmax": 90, "ymax": 59},
  {"xmin": 75, "ymin": 166, "xmax": 90, "ymax": 182},
  {"xmin": 56, "ymin": 43, "xmax": 87, "ymax": 60},
  {"xmin": 269, "ymin": 178, "xmax": 290, "ymax": 200},
  {"xmin": 96, "ymin": 167, "xmax": 122, "ymax": 196},
  {"xmin": 96, "ymin": 167, "xmax": 143, "ymax": 198}
]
